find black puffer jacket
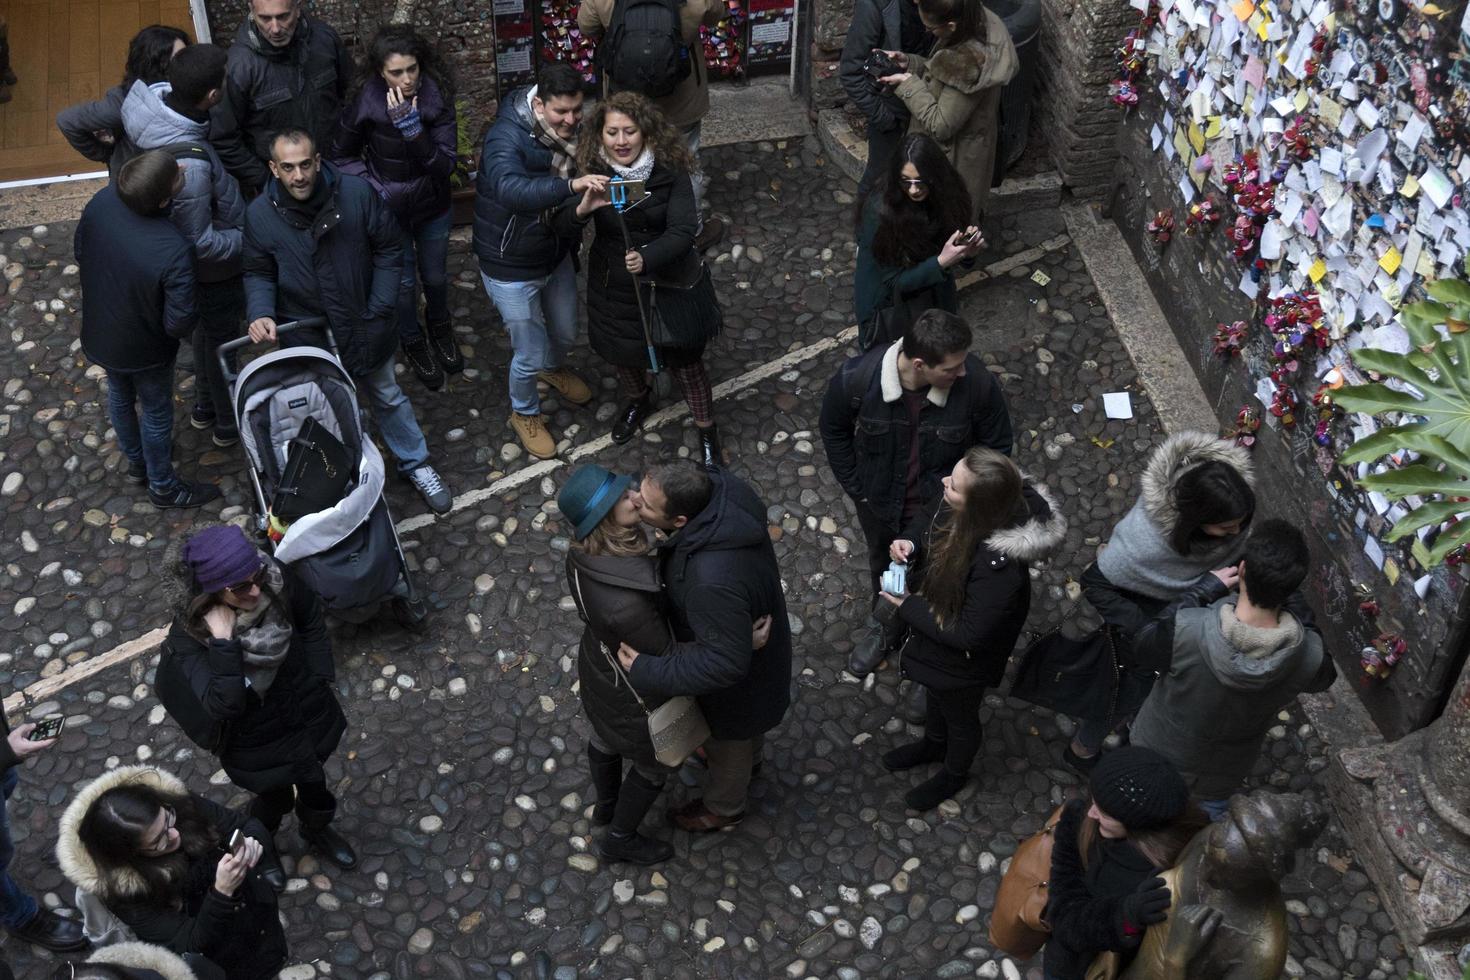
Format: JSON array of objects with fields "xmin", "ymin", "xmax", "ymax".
[
  {"xmin": 552, "ymin": 160, "xmax": 701, "ymax": 368},
  {"xmin": 332, "ymin": 75, "xmax": 457, "ymax": 227},
  {"xmin": 242, "ymin": 164, "xmax": 403, "ymax": 377},
  {"xmin": 566, "ymin": 550, "xmax": 673, "ymax": 769},
  {"xmin": 628, "ymin": 470, "xmax": 793, "ymax": 740},
  {"xmin": 211, "ymin": 15, "xmax": 351, "ymax": 194},
  {"xmin": 898, "ymin": 481, "xmax": 1066, "ymax": 691},
  {"xmin": 156, "ymin": 565, "xmax": 345, "ymax": 794}
]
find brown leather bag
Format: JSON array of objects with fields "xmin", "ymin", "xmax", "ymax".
[{"xmin": 988, "ymin": 804, "xmax": 1066, "ymax": 957}]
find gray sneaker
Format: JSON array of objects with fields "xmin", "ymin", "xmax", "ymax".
[{"xmin": 408, "ymin": 465, "xmax": 452, "ymax": 514}]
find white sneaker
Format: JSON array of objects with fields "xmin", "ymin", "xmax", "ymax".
[{"xmin": 408, "ymin": 465, "xmax": 452, "ymax": 514}]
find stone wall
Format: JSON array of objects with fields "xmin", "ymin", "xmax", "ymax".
[{"xmin": 1033, "ymin": 0, "xmax": 1131, "ymax": 197}]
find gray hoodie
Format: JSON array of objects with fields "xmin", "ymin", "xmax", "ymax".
[
  {"xmin": 120, "ymin": 80, "xmax": 245, "ymax": 283},
  {"xmin": 1131, "ymin": 597, "xmax": 1330, "ymax": 798}
]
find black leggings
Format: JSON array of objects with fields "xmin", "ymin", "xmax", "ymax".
[
  {"xmin": 252, "ymin": 781, "xmax": 335, "ymax": 831},
  {"xmin": 923, "ymin": 684, "xmax": 987, "ymax": 775}
]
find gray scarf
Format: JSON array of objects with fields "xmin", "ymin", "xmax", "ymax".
[{"xmin": 230, "ymin": 561, "xmax": 293, "ymax": 695}]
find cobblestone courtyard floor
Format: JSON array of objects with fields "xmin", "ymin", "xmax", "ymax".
[{"xmin": 0, "ymin": 138, "xmax": 1417, "ymax": 978}]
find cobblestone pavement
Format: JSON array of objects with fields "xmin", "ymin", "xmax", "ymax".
[{"xmin": 0, "ymin": 138, "xmax": 1414, "ymax": 979}]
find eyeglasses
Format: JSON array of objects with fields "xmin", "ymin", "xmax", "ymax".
[
  {"xmin": 901, "ymin": 178, "xmax": 927, "ymax": 188},
  {"xmin": 225, "ymin": 569, "xmax": 265, "ymax": 596},
  {"xmin": 144, "ymin": 806, "xmax": 176, "ymax": 854}
]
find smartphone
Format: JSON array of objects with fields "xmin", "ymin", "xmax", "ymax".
[
  {"xmin": 608, "ymin": 178, "xmax": 648, "ymax": 206},
  {"xmin": 957, "ymin": 228, "xmax": 983, "ymax": 247},
  {"xmin": 27, "ymin": 717, "xmax": 64, "ymax": 741},
  {"xmin": 227, "ymin": 829, "xmax": 245, "ymax": 856}
]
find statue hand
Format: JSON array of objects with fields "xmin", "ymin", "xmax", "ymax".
[{"xmin": 1161, "ymin": 904, "xmax": 1222, "ymax": 974}]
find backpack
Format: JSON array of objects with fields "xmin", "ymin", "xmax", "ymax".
[{"xmin": 599, "ymin": 0, "xmax": 692, "ymax": 99}]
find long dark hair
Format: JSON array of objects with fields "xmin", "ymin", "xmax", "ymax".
[
  {"xmin": 77, "ymin": 784, "xmax": 220, "ymax": 908},
  {"xmin": 122, "ymin": 25, "xmax": 189, "ymax": 88},
  {"xmin": 859, "ymin": 134, "xmax": 972, "ymax": 267},
  {"xmin": 354, "ymin": 24, "xmax": 455, "ymax": 103},
  {"xmin": 1168, "ymin": 461, "xmax": 1254, "ymax": 555},
  {"xmin": 575, "ymin": 91, "xmax": 697, "ymax": 177},
  {"xmin": 917, "ymin": 448, "xmax": 1024, "ymax": 628},
  {"xmin": 1077, "ymin": 799, "xmax": 1209, "ymax": 871},
  {"xmin": 918, "ymin": 0, "xmax": 989, "ymax": 48}
]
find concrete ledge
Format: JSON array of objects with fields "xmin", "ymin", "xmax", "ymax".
[{"xmin": 816, "ymin": 107, "xmax": 1062, "ymax": 215}]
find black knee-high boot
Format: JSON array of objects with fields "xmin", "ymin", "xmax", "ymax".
[
  {"xmin": 600, "ymin": 770, "xmax": 673, "ymax": 865},
  {"xmin": 587, "ymin": 741, "xmax": 623, "ymax": 826}
]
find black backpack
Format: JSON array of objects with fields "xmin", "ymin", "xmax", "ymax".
[{"xmin": 599, "ymin": 0, "xmax": 692, "ymax": 99}]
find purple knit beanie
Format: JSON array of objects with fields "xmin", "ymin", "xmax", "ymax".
[{"xmin": 182, "ymin": 525, "xmax": 263, "ymax": 594}]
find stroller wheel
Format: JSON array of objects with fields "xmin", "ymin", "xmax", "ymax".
[{"xmin": 392, "ymin": 596, "xmax": 430, "ymax": 634}]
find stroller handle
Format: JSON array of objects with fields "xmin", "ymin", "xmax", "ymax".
[{"xmin": 217, "ymin": 318, "xmax": 338, "ymax": 387}]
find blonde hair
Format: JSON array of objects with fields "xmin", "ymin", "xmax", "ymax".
[{"xmin": 576, "ymin": 518, "xmax": 650, "ymax": 558}]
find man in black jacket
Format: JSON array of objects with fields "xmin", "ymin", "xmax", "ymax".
[
  {"xmin": 820, "ymin": 309, "xmax": 1013, "ymax": 681},
  {"xmin": 211, "ymin": 0, "xmax": 351, "ymax": 196},
  {"xmin": 617, "ymin": 462, "xmax": 793, "ymax": 832},
  {"xmin": 244, "ymin": 129, "xmax": 452, "ymax": 514},
  {"xmin": 839, "ymin": 0, "xmax": 932, "ymax": 198},
  {"xmin": 76, "ymin": 150, "xmax": 221, "ymax": 509},
  {"xmin": 0, "ymin": 707, "xmax": 86, "ymax": 953}
]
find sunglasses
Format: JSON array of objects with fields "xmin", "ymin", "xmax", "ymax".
[
  {"xmin": 225, "ymin": 568, "xmax": 266, "ymax": 596},
  {"xmin": 901, "ymin": 177, "xmax": 927, "ymax": 188}
]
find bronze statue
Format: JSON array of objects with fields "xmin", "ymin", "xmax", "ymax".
[{"xmin": 1114, "ymin": 791, "xmax": 1328, "ymax": 980}]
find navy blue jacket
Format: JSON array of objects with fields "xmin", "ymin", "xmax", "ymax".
[
  {"xmin": 332, "ymin": 75, "xmax": 457, "ymax": 227},
  {"xmin": 243, "ymin": 164, "xmax": 403, "ymax": 377},
  {"xmin": 473, "ymin": 87, "xmax": 579, "ymax": 282},
  {"xmin": 75, "ymin": 184, "xmax": 198, "ymax": 372},
  {"xmin": 629, "ymin": 470, "xmax": 793, "ymax": 740}
]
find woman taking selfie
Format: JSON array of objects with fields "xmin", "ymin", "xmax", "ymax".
[
  {"xmin": 879, "ymin": 447, "xmax": 1065, "ymax": 810},
  {"xmin": 853, "ymin": 133, "xmax": 984, "ymax": 350},
  {"xmin": 553, "ymin": 92, "xmax": 724, "ymax": 467},
  {"xmin": 156, "ymin": 525, "xmax": 356, "ymax": 871},
  {"xmin": 1067, "ymin": 432, "xmax": 1255, "ymax": 772},
  {"xmin": 56, "ymin": 765, "xmax": 285, "ymax": 980},
  {"xmin": 1043, "ymin": 747, "xmax": 1208, "ymax": 979},
  {"xmin": 333, "ymin": 24, "xmax": 462, "ymax": 391},
  {"xmin": 558, "ymin": 465, "xmax": 770, "ymax": 864},
  {"xmin": 876, "ymin": 0, "xmax": 1018, "ymax": 221}
]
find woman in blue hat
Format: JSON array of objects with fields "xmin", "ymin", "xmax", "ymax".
[{"xmin": 559, "ymin": 465, "xmax": 767, "ymax": 864}]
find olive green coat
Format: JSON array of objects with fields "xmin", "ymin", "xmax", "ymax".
[{"xmin": 894, "ymin": 12, "xmax": 1018, "ymax": 221}]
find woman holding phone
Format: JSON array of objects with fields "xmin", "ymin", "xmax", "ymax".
[
  {"xmin": 56, "ymin": 765, "xmax": 286, "ymax": 980},
  {"xmin": 333, "ymin": 24, "xmax": 462, "ymax": 391},
  {"xmin": 553, "ymin": 92, "xmax": 724, "ymax": 467},
  {"xmin": 156, "ymin": 525, "xmax": 355, "ymax": 871}
]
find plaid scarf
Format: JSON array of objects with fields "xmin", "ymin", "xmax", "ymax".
[{"xmin": 529, "ymin": 89, "xmax": 577, "ymax": 180}]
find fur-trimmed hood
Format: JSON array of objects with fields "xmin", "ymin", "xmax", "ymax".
[
  {"xmin": 88, "ymin": 941, "xmax": 200, "ymax": 980},
  {"xmin": 1138, "ymin": 431, "xmax": 1255, "ymax": 538},
  {"xmin": 921, "ymin": 14, "xmax": 1019, "ymax": 95},
  {"xmin": 57, "ymin": 765, "xmax": 190, "ymax": 901},
  {"xmin": 988, "ymin": 479, "xmax": 1067, "ymax": 563}
]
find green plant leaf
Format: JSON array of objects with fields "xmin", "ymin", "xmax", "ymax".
[
  {"xmin": 1427, "ymin": 279, "xmax": 1470, "ymax": 310},
  {"xmin": 1334, "ymin": 382, "xmax": 1431, "ymax": 415},
  {"xmin": 1428, "ymin": 519, "xmax": 1470, "ymax": 565},
  {"xmin": 1349, "ymin": 348, "xmax": 1440, "ymax": 393},
  {"xmin": 1357, "ymin": 464, "xmax": 1470, "ymax": 497},
  {"xmin": 1382, "ymin": 499, "xmax": 1470, "ymax": 540},
  {"xmin": 1339, "ymin": 427, "xmax": 1470, "ymax": 473},
  {"xmin": 1402, "ymin": 300, "xmax": 1451, "ymax": 342}
]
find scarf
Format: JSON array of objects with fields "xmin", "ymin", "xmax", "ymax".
[
  {"xmin": 602, "ymin": 147, "xmax": 655, "ymax": 182},
  {"xmin": 528, "ymin": 87, "xmax": 577, "ymax": 180},
  {"xmin": 230, "ymin": 561, "xmax": 293, "ymax": 695},
  {"xmin": 1096, "ymin": 501, "xmax": 1247, "ymax": 600}
]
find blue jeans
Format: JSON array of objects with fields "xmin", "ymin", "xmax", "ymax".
[
  {"xmin": 106, "ymin": 363, "xmax": 179, "ymax": 493},
  {"xmin": 356, "ymin": 354, "xmax": 430, "ymax": 474},
  {"xmin": 0, "ymin": 767, "xmax": 37, "ymax": 929},
  {"xmin": 396, "ymin": 209, "xmax": 452, "ymax": 343},
  {"xmin": 481, "ymin": 255, "xmax": 578, "ymax": 415}
]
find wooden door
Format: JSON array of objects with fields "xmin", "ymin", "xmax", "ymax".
[{"xmin": 0, "ymin": 0, "xmax": 195, "ymax": 182}]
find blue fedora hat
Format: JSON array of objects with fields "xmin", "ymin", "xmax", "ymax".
[{"xmin": 558, "ymin": 465, "xmax": 634, "ymax": 540}]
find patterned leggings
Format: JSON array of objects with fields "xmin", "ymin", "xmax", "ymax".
[{"xmin": 616, "ymin": 361, "xmax": 715, "ymax": 425}]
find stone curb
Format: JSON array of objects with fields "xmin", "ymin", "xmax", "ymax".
[{"xmin": 815, "ymin": 107, "xmax": 1063, "ymax": 216}]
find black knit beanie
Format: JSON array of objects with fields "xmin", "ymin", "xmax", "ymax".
[{"xmin": 1088, "ymin": 746, "xmax": 1190, "ymax": 831}]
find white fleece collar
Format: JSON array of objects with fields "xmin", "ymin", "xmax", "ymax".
[{"xmin": 880, "ymin": 340, "xmax": 950, "ymax": 407}]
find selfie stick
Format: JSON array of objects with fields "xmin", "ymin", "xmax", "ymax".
[{"xmin": 610, "ymin": 181, "xmax": 661, "ymax": 374}]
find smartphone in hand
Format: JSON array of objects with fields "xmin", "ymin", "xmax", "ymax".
[
  {"xmin": 27, "ymin": 717, "xmax": 65, "ymax": 741},
  {"xmin": 227, "ymin": 829, "xmax": 245, "ymax": 856}
]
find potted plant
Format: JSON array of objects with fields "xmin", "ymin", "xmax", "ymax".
[{"xmin": 450, "ymin": 97, "xmax": 495, "ymax": 227}]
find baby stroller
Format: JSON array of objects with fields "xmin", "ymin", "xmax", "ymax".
[{"xmin": 218, "ymin": 319, "xmax": 425, "ymax": 627}]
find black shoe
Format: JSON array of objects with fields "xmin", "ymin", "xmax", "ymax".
[
  {"xmin": 7, "ymin": 908, "xmax": 88, "ymax": 953},
  {"xmin": 427, "ymin": 321, "xmax": 464, "ymax": 375},
  {"xmin": 1063, "ymin": 745, "xmax": 1100, "ymax": 774},
  {"xmin": 212, "ymin": 427, "xmax": 239, "ymax": 448},
  {"xmin": 190, "ymin": 404, "xmax": 216, "ymax": 430},
  {"xmin": 301, "ymin": 825, "xmax": 358, "ymax": 870},
  {"xmin": 697, "ymin": 424, "xmax": 722, "ymax": 469},
  {"xmin": 148, "ymin": 480, "xmax": 221, "ymax": 510},
  {"xmin": 391, "ymin": 596, "xmax": 429, "ymax": 633},
  {"xmin": 258, "ymin": 863, "xmax": 287, "ymax": 893},
  {"xmin": 600, "ymin": 829, "xmax": 674, "ymax": 865},
  {"xmin": 125, "ymin": 460, "xmax": 148, "ymax": 486},
  {"xmin": 611, "ymin": 393, "xmax": 654, "ymax": 444},
  {"xmin": 904, "ymin": 769, "xmax": 970, "ymax": 811},
  {"xmin": 882, "ymin": 738, "xmax": 946, "ymax": 772},
  {"xmin": 898, "ymin": 681, "xmax": 928, "ymax": 725},
  {"xmin": 694, "ymin": 217, "xmax": 726, "ymax": 253},
  {"xmin": 847, "ymin": 629, "xmax": 887, "ymax": 678},
  {"xmin": 401, "ymin": 337, "xmax": 445, "ymax": 391}
]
